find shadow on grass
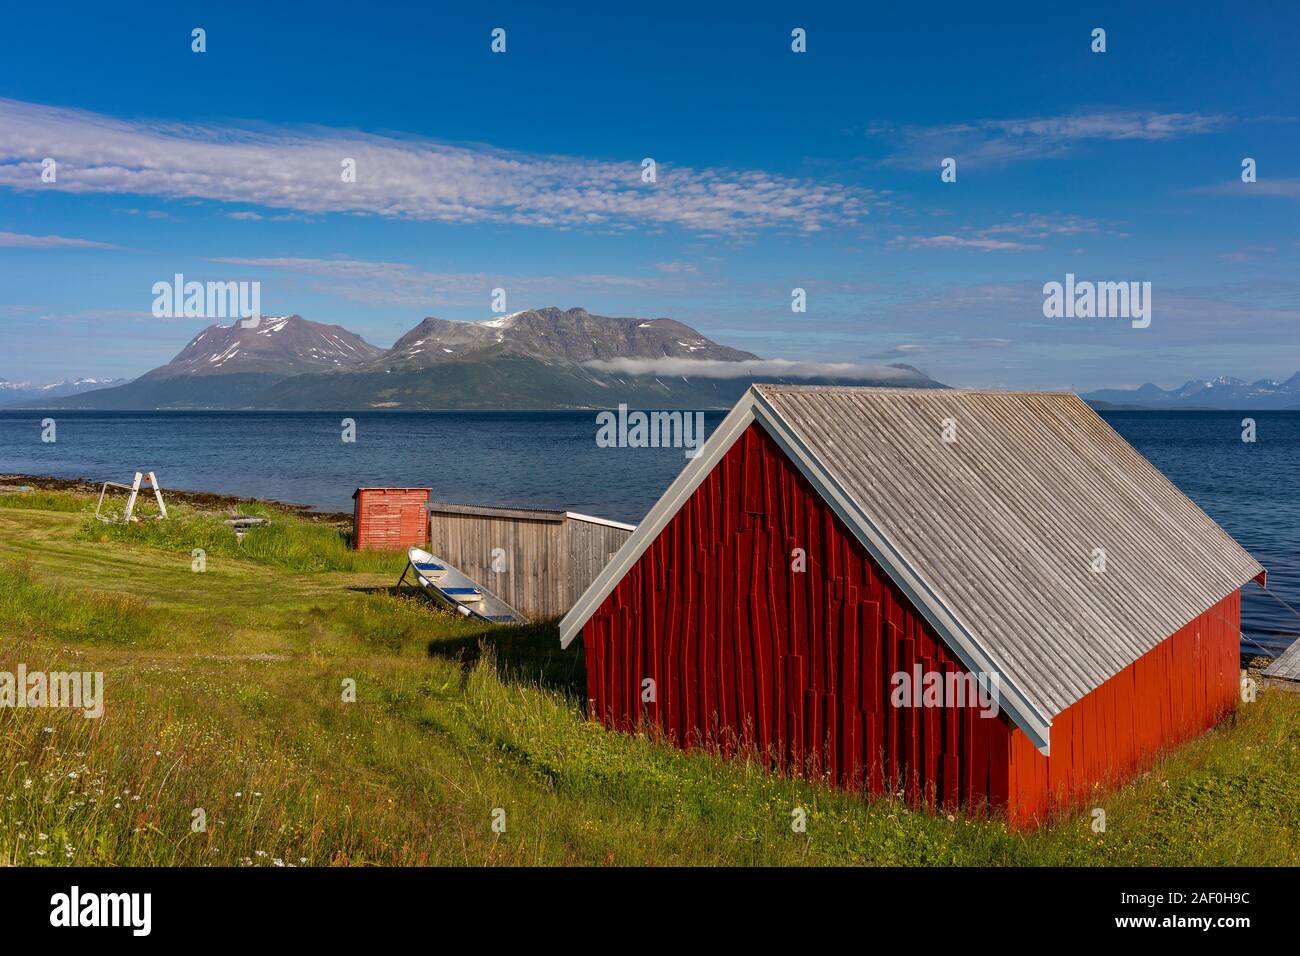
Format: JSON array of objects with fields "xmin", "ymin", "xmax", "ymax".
[
  {"xmin": 350, "ymin": 584, "xmax": 585, "ymax": 698},
  {"xmin": 426, "ymin": 618, "xmax": 585, "ymax": 698}
]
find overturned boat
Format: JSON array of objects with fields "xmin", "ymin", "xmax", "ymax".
[{"xmin": 399, "ymin": 547, "xmax": 529, "ymax": 625}]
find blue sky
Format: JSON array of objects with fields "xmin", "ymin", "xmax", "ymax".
[{"xmin": 1, "ymin": 0, "xmax": 1296, "ymax": 389}]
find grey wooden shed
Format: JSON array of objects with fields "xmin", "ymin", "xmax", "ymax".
[{"xmin": 425, "ymin": 501, "xmax": 635, "ymax": 619}]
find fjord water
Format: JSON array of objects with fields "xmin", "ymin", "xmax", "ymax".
[{"xmin": 1, "ymin": 408, "xmax": 1296, "ymax": 656}]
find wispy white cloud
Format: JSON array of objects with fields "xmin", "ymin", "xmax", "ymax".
[
  {"xmin": 892, "ymin": 234, "xmax": 1041, "ymax": 252},
  {"xmin": 209, "ymin": 255, "xmax": 686, "ymax": 309},
  {"xmin": 885, "ymin": 278, "xmax": 1300, "ymax": 346},
  {"xmin": 34, "ymin": 307, "xmax": 154, "ymax": 323},
  {"xmin": 121, "ymin": 208, "xmax": 171, "ymax": 220},
  {"xmin": 982, "ymin": 213, "xmax": 1106, "ymax": 237},
  {"xmin": 0, "ymin": 230, "xmax": 119, "ymax": 249},
  {"xmin": 1218, "ymin": 244, "xmax": 1276, "ymax": 263},
  {"xmin": 0, "ymin": 98, "xmax": 875, "ymax": 234},
  {"xmin": 891, "ymin": 212, "xmax": 1110, "ymax": 253},
  {"xmin": 1189, "ymin": 178, "xmax": 1300, "ymax": 199},
  {"xmin": 875, "ymin": 110, "xmax": 1231, "ymax": 168}
]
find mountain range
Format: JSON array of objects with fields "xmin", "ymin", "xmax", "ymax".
[
  {"xmin": 0, "ymin": 376, "xmax": 129, "ymax": 406},
  {"xmin": 24, "ymin": 309, "xmax": 1294, "ymax": 411},
  {"xmin": 33, "ymin": 308, "xmax": 941, "ymax": 410},
  {"xmin": 1082, "ymin": 374, "xmax": 1300, "ymax": 410}
]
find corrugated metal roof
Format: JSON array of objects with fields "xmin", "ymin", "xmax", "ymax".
[
  {"xmin": 427, "ymin": 500, "xmax": 567, "ymax": 522},
  {"xmin": 426, "ymin": 500, "xmax": 636, "ymax": 530},
  {"xmin": 754, "ymin": 384, "xmax": 1265, "ymax": 720},
  {"xmin": 1263, "ymin": 638, "xmax": 1300, "ymax": 682}
]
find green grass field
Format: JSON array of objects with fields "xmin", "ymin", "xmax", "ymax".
[{"xmin": 0, "ymin": 490, "xmax": 1296, "ymax": 866}]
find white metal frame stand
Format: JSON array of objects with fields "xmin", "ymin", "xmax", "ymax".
[{"xmin": 95, "ymin": 471, "xmax": 168, "ymax": 523}]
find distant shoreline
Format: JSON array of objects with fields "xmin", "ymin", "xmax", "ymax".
[{"xmin": 0, "ymin": 472, "xmax": 352, "ymax": 524}]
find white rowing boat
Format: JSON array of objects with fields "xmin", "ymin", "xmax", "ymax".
[{"xmin": 400, "ymin": 547, "xmax": 528, "ymax": 625}]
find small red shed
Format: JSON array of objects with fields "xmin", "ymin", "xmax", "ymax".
[
  {"xmin": 559, "ymin": 385, "xmax": 1266, "ymax": 826},
  {"xmin": 352, "ymin": 487, "xmax": 431, "ymax": 551}
]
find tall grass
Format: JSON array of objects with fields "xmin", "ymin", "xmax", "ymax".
[
  {"xmin": 0, "ymin": 562, "xmax": 160, "ymax": 644},
  {"xmin": 1, "ymin": 489, "xmax": 1297, "ymax": 866},
  {"xmin": 0, "ymin": 491, "xmax": 93, "ymax": 513},
  {"xmin": 75, "ymin": 506, "xmax": 404, "ymax": 574}
]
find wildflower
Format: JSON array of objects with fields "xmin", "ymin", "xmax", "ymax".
[{"xmin": 22, "ymin": 779, "xmax": 31, "ymax": 789}]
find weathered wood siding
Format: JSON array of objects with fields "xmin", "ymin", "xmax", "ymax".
[
  {"xmin": 1006, "ymin": 591, "xmax": 1242, "ymax": 826},
  {"xmin": 428, "ymin": 510, "xmax": 565, "ymax": 618},
  {"xmin": 427, "ymin": 505, "xmax": 633, "ymax": 619},
  {"xmin": 580, "ymin": 422, "xmax": 1244, "ymax": 828},
  {"xmin": 568, "ymin": 520, "xmax": 632, "ymax": 612},
  {"xmin": 581, "ymin": 423, "xmax": 1016, "ymax": 810}
]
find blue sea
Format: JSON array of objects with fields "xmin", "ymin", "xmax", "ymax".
[{"xmin": 1, "ymin": 408, "xmax": 1297, "ymax": 657}]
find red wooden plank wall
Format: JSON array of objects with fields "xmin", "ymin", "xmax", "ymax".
[
  {"xmin": 582, "ymin": 423, "xmax": 1016, "ymax": 811},
  {"xmin": 581, "ymin": 422, "xmax": 1245, "ymax": 827},
  {"xmin": 353, "ymin": 488, "xmax": 430, "ymax": 551},
  {"xmin": 1005, "ymin": 589, "xmax": 1241, "ymax": 827}
]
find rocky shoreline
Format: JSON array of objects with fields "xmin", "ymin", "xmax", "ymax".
[{"xmin": 0, "ymin": 472, "xmax": 353, "ymax": 527}]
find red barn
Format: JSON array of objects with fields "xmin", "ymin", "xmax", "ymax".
[{"xmin": 559, "ymin": 385, "xmax": 1265, "ymax": 826}]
